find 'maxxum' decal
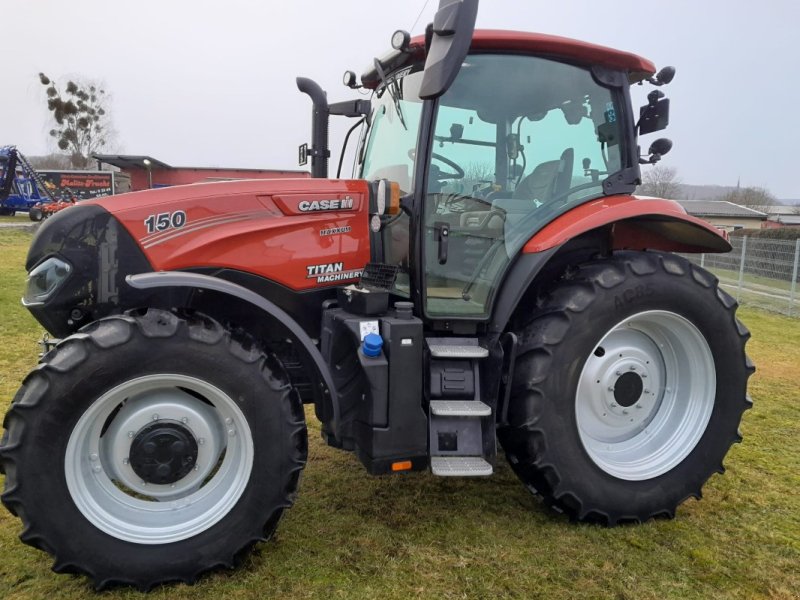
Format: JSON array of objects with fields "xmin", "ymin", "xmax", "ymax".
[
  {"xmin": 320, "ymin": 226, "xmax": 351, "ymax": 236},
  {"xmin": 298, "ymin": 196, "xmax": 354, "ymax": 212},
  {"xmin": 306, "ymin": 262, "xmax": 362, "ymax": 283}
]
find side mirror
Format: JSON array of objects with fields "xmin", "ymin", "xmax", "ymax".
[
  {"xmin": 419, "ymin": 0, "xmax": 479, "ymax": 100},
  {"xmin": 638, "ymin": 94, "xmax": 670, "ymax": 135},
  {"xmin": 650, "ymin": 66, "xmax": 676, "ymax": 86},
  {"xmin": 641, "ymin": 138, "xmax": 673, "ymax": 164}
]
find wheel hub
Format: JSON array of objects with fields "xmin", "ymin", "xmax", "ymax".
[
  {"xmin": 129, "ymin": 422, "xmax": 198, "ymax": 485},
  {"xmin": 613, "ymin": 371, "xmax": 644, "ymax": 408}
]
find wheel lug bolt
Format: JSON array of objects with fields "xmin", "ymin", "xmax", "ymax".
[
  {"xmin": 636, "ymin": 404, "xmax": 643, "ymax": 409},
  {"xmin": 644, "ymin": 389, "xmax": 650, "ymax": 394},
  {"xmin": 641, "ymin": 374, "xmax": 648, "ymax": 378},
  {"xmin": 194, "ymin": 465, "xmax": 199, "ymax": 471},
  {"xmin": 89, "ymin": 453, "xmax": 98, "ymax": 461},
  {"xmin": 629, "ymin": 366, "xmax": 636, "ymax": 371},
  {"xmin": 123, "ymin": 457, "xmax": 129, "ymax": 464},
  {"xmin": 623, "ymin": 409, "xmax": 629, "ymax": 415},
  {"xmin": 607, "ymin": 387, "xmax": 614, "ymax": 392},
  {"xmin": 128, "ymin": 431, "xmax": 135, "ymax": 438},
  {"xmin": 181, "ymin": 417, "xmax": 189, "ymax": 424},
  {"xmin": 198, "ymin": 438, "xmax": 205, "ymax": 445},
  {"xmin": 152, "ymin": 414, "xmax": 159, "ymax": 421},
  {"xmin": 610, "ymin": 402, "xmax": 617, "ymax": 408},
  {"xmin": 92, "ymin": 465, "xmax": 101, "ymax": 473},
  {"xmin": 615, "ymin": 371, "xmax": 622, "ymax": 376},
  {"xmin": 228, "ymin": 429, "xmax": 236, "ymax": 437},
  {"xmin": 225, "ymin": 418, "xmax": 233, "ymax": 425}
]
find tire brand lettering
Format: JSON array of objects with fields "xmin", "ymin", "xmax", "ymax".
[
  {"xmin": 298, "ymin": 197, "xmax": 354, "ymax": 212},
  {"xmin": 614, "ymin": 284, "xmax": 655, "ymax": 309},
  {"xmin": 320, "ymin": 226, "xmax": 351, "ymax": 236},
  {"xmin": 305, "ymin": 262, "xmax": 362, "ymax": 283}
]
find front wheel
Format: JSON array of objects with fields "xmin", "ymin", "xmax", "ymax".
[
  {"xmin": 0, "ymin": 309, "xmax": 307, "ymax": 589},
  {"xmin": 499, "ymin": 251, "xmax": 754, "ymax": 524}
]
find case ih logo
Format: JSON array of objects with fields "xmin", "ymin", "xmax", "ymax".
[
  {"xmin": 298, "ymin": 196, "xmax": 354, "ymax": 212},
  {"xmin": 306, "ymin": 262, "xmax": 362, "ymax": 283}
]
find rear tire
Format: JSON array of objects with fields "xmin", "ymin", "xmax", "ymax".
[
  {"xmin": 29, "ymin": 208, "xmax": 43, "ymax": 221},
  {"xmin": 498, "ymin": 251, "xmax": 754, "ymax": 524},
  {"xmin": 0, "ymin": 309, "xmax": 307, "ymax": 589}
]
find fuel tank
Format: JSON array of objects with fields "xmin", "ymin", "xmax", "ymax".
[{"xmin": 87, "ymin": 178, "xmax": 372, "ymax": 290}]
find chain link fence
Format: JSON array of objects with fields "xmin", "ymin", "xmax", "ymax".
[{"xmin": 684, "ymin": 236, "xmax": 800, "ymax": 317}]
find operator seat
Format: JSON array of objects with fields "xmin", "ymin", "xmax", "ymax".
[{"xmin": 512, "ymin": 148, "xmax": 574, "ymax": 204}]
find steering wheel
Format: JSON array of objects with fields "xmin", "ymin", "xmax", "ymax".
[{"xmin": 408, "ymin": 149, "xmax": 464, "ymax": 180}]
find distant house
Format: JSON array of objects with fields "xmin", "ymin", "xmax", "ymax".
[
  {"xmin": 762, "ymin": 206, "xmax": 800, "ymax": 228},
  {"xmin": 674, "ymin": 200, "xmax": 767, "ymax": 232}
]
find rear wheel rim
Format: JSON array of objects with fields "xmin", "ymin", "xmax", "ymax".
[
  {"xmin": 65, "ymin": 374, "xmax": 254, "ymax": 544},
  {"xmin": 575, "ymin": 310, "xmax": 715, "ymax": 481}
]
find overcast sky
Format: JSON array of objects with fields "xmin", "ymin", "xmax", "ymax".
[{"xmin": 2, "ymin": 0, "xmax": 797, "ymax": 199}]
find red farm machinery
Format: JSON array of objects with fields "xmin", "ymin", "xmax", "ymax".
[{"xmin": 1, "ymin": 0, "xmax": 752, "ymax": 590}]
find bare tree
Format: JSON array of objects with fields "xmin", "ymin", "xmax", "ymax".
[
  {"xmin": 38, "ymin": 73, "xmax": 116, "ymax": 168},
  {"xmin": 638, "ymin": 165, "xmax": 682, "ymax": 199},
  {"xmin": 719, "ymin": 187, "xmax": 775, "ymax": 213}
]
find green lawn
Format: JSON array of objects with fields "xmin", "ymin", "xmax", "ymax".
[{"xmin": 0, "ymin": 229, "xmax": 798, "ymax": 599}]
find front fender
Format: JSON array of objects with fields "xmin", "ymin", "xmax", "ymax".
[
  {"xmin": 523, "ymin": 195, "xmax": 731, "ymax": 254},
  {"xmin": 126, "ymin": 271, "xmax": 340, "ymax": 437}
]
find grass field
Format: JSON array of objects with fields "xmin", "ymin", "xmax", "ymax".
[{"xmin": 0, "ymin": 229, "xmax": 797, "ymax": 599}]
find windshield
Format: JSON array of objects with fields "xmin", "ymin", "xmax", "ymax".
[
  {"xmin": 360, "ymin": 68, "xmax": 426, "ymax": 295},
  {"xmin": 360, "ymin": 68, "xmax": 424, "ymax": 193}
]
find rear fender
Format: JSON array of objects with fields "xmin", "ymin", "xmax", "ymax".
[
  {"xmin": 522, "ymin": 195, "xmax": 731, "ymax": 254},
  {"xmin": 126, "ymin": 271, "xmax": 340, "ymax": 437},
  {"xmin": 490, "ymin": 196, "xmax": 730, "ymax": 333}
]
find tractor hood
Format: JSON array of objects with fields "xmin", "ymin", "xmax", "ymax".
[
  {"xmin": 84, "ymin": 178, "xmax": 372, "ymax": 291},
  {"xmin": 23, "ymin": 177, "xmax": 372, "ymax": 337}
]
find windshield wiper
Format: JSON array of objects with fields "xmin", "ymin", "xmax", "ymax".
[{"xmin": 373, "ymin": 58, "xmax": 407, "ymax": 131}]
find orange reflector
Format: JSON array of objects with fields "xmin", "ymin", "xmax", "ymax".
[
  {"xmin": 388, "ymin": 181, "xmax": 402, "ymax": 215},
  {"xmin": 391, "ymin": 460, "xmax": 413, "ymax": 472}
]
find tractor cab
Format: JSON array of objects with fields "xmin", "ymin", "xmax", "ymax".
[{"xmin": 358, "ymin": 40, "xmax": 636, "ymax": 321}]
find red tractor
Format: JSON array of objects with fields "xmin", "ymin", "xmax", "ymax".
[{"xmin": 2, "ymin": 0, "xmax": 752, "ymax": 590}]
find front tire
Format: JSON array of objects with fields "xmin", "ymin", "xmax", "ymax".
[
  {"xmin": 499, "ymin": 251, "xmax": 754, "ymax": 524},
  {"xmin": 0, "ymin": 309, "xmax": 307, "ymax": 589}
]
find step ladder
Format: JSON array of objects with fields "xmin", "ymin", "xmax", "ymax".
[{"xmin": 426, "ymin": 337, "xmax": 494, "ymax": 477}]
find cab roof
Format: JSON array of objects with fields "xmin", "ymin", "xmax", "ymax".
[{"xmin": 362, "ymin": 29, "xmax": 656, "ymax": 89}]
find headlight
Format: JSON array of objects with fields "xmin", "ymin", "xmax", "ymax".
[{"xmin": 22, "ymin": 257, "xmax": 72, "ymax": 306}]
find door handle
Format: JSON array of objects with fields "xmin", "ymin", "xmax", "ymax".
[{"xmin": 434, "ymin": 221, "xmax": 449, "ymax": 264}]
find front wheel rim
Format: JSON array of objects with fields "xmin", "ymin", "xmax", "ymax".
[
  {"xmin": 65, "ymin": 374, "xmax": 254, "ymax": 544},
  {"xmin": 575, "ymin": 310, "xmax": 716, "ymax": 481}
]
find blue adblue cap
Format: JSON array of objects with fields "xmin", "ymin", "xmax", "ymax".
[{"xmin": 362, "ymin": 333, "xmax": 383, "ymax": 357}]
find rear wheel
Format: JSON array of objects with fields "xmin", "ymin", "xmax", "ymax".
[
  {"xmin": 499, "ymin": 251, "xmax": 754, "ymax": 524},
  {"xmin": 29, "ymin": 208, "xmax": 43, "ymax": 221},
  {"xmin": 0, "ymin": 309, "xmax": 307, "ymax": 589}
]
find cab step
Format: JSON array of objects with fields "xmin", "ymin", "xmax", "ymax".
[
  {"xmin": 429, "ymin": 400, "xmax": 491, "ymax": 417},
  {"xmin": 431, "ymin": 456, "xmax": 493, "ymax": 477},
  {"xmin": 426, "ymin": 337, "xmax": 488, "ymax": 359}
]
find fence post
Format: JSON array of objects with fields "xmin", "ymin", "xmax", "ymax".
[
  {"xmin": 736, "ymin": 236, "xmax": 747, "ymax": 302},
  {"xmin": 700, "ymin": 253, "xmax": 705, "ymax": 268},
  {"xmin": 790, "ymin": 238, "xmax": 800, "ymax": 317}
]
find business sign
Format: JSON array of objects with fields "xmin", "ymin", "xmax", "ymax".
[{"xmin": 39, "ymin": 171, "xmax": 114, "ymax": 200}]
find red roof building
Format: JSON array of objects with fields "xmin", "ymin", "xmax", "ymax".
[{"xmin": 93, "ymin": 154, "xmax": 308, "ymax": 193}]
